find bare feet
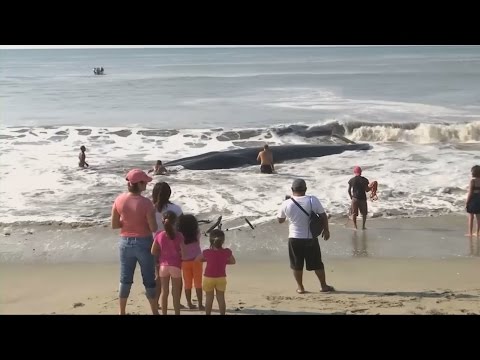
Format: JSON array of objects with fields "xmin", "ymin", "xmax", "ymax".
[
  {"xmin": 198, "ymin": 305, "xmax": 205, "ymax": 311},
  {"xmin": 362, "ymin": 227, "xmax": 367, "ymax": 230},
  {"xmin": 296, "ymin": 288, "xmax": 306, "ymax": 294},
  {"xmin": 188, "ymin": 303, "xmax": 197, "ymax": 310},
  {"xmin": 321, "ymin": 285, "xmax": 335, "ymax": 292}
]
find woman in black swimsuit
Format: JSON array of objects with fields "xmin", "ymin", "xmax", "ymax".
[{"xmin": 466, "ymin": 165, "xmax": 480, "ymax": 236}]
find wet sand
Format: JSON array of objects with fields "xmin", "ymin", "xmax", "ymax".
[{"xmin": 1, "ymin": 214, "xmax": 478, "ymax": 263}]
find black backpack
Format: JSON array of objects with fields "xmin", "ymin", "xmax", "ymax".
[{"xmin": 290, "ymin": 197, "xmax": 324, "ymax": 238}]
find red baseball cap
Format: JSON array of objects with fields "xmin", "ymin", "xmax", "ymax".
[{"xmin": 125, "ymin": 169, "xmax": 152, "ymax": 184}]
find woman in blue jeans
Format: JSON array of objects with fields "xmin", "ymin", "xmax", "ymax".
[{"xmin": 111, "ymin": 169, "xmax": 158, "ymax": 315}]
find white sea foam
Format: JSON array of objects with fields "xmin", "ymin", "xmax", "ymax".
[{"xmin": 0, "ymin": 122, "xmax": 477, "ymax": 225}]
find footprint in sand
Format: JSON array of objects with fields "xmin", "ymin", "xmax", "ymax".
[{"xmin": 73, "ymin": 302, "xmax": 85, "ymax": 308}]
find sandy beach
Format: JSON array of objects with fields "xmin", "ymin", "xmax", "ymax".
[
  {"xmin": 1, "ymin": 215, "xmax": 479, "ymax": 315},
  {"xmin": 1, "ymin": 258, "xmax": 479, "ymax": 315}
]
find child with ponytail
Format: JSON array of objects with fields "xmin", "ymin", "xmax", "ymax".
[{"xmin": 151, "ymin": 210, "xmax": 184, "ymax": 315}]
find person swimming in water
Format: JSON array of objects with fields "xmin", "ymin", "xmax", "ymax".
[
  {"xmin": 148, "ymin": 160, "xmax": 168, "ymax": 175},
  {"xmin": 79, "ymin": 146, "xmax": 89, "ymax": 168}
]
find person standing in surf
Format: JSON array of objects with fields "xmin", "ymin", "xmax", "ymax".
[
  {"xmin": 78, "ymin": 146, "xmax": 89, "ymax": 168},
  {"xmin": 348, "ymin": 166, "xmax": 371, "ymax": 230},
  {"xmin": 466, "ymin": 165, "xmax": 480, "ymax": 237},
  {"xmin": 257, "ymin": 144, "xmax": 274, "ymax": 174}
]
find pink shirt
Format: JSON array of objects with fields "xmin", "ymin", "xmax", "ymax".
[
  {"xmin": 154, "ymin": 231, "xmax": 183, "ymax": 269},
  {"xmin": 113, "ymin": 193, "xmax": 154, "ymax": 237},
  {"xmin": 181, "ymin": 233, "xmax": 202, "ymax": 261},
  {"xmin": 203, "ymin": 248, "xmax": 233, "ymax": 278}
]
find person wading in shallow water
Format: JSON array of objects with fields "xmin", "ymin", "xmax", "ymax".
[
  {"xmin": 257, "ymin": 144, "xmax": 274, "ymax": 174},
  {"xmin": 78, "ymin": 146, "xmax": 89, "ymax": 168},
  {"xmin": 348, "ymin": 166, "xmax": 372, "ymax": 230},
  {"xmin": 148, "ymin": 160, "xmax": 168, "ymax": 175},
  {"xmin": 466, "ymin": 165, "xmax": 480, "ymax": 237}
]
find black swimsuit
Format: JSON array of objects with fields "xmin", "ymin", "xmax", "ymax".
[{"xmin": 466, "ymin": 180, "xmax": 480, "ymax": 214}]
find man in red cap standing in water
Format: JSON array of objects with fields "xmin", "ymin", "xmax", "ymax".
[{"xmin": 348, "ymin": 166, "xmax": 372, "ymax": 230}]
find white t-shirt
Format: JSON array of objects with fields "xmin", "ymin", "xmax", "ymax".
[
  {"xmin": 277, "ymin": 195, "xmax": 325, "ymax": 239},
  {"xmin": 154, "ymin": 202, "xmax": 183, "ymax": 233}
]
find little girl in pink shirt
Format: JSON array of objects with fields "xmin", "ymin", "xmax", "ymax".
[
  {"xmin": 196, "ymin": 229, "xmax": 236, "ymax": 315},
  {"xmin": 151, "ymin": 211, "xmax": 184, "ymax": 315}
]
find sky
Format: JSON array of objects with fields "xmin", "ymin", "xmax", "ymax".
[
  {"xmin": 0, "ymin": 45, "xmax": 436, "ymax": 50},
  {"xmin": 0, "ymin": 45, "xmax": 344, "ymax": 49}
]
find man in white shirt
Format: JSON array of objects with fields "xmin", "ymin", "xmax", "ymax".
[{"xmin": 277, "ymin": 179, "xmax": 335, "ymax": 294}]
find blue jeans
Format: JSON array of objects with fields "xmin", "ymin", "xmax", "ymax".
[{"xmin": 119, "ymin": 236, "xmax": 156, "ymax": 299}]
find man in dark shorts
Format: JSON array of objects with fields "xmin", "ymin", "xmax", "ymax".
[
  {"xmin": 277, "ymin": 179, "xmax": 334, "ymax": 294},
  {"xmin": 257, "ymin": 144, "xmax": 274, "ymax": 174},
  {"xmin": 348, "ymin": 166, "xmax": 371, "ymax": 230}
]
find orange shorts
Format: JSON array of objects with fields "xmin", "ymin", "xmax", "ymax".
[{"xmin": 182, "ymin": 260, "xmax": 203, "ymax": 290}]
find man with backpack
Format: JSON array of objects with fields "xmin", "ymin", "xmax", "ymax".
[{"xmin": 277, "ymin": 179, "xmax": 335, "ymax": 294}]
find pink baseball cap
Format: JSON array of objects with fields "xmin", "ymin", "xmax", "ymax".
[
  {"xmin": 125, "ymin": 169, "xmax": 152, "ymax": 184},
  {"xmin": 353, "ymin": 166, "xmax": 362, "ymax": 175}
]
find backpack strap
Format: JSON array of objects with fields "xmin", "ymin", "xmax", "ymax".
[{"xmin": 290, "ymin": 198, "xmax": 309, "ymax": 217}]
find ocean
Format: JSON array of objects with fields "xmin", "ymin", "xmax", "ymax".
[{"xmin": 1, "ymin": 46, "xmax": 480, "ymax": 227}]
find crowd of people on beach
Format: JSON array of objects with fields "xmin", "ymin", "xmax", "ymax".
[{"xmin": 78, "ymin": 144, "xmax": 480, "ymax": 315}]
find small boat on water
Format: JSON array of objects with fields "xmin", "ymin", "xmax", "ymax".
[{"xmin": 93, "ymin": 67, "xmax": 105, "ymax": 75}]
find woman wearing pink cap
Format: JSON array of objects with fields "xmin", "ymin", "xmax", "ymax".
[
  {"xmin": 111, "ymin": 169, "xmax": 158, "ymax": 315},
  {"xmin": 348, "ymin": 166, "xmax": 372, "ymax": 230}
]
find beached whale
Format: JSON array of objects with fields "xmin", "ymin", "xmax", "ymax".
[{"xmin": 165, "ymin": 143, "xmax": 370, "ymax": 170}]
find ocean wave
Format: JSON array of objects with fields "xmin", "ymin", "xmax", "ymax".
[
  {"xmin": 3, "ymin": 120, "xmax": 480, "ymax": 145},
  {"xmin": 346, "ymin": 121, "xmax": 480, "ymax": 143}
]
